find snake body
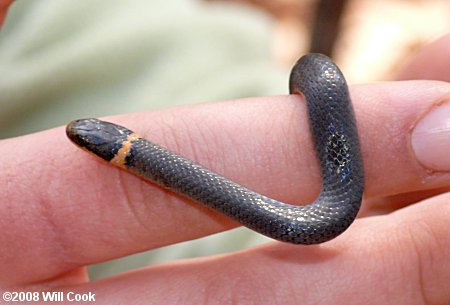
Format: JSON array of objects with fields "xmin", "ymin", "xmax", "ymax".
[{"xmin": 66, "ymin": 54, "xmax": 364, "ymax": 244}]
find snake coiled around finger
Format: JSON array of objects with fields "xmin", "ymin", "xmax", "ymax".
[{"xmin": 66, "ymin": 53, "xmax": 364, "ymax": 244}]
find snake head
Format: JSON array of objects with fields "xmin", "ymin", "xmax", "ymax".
[{"xmin": 66, "ymin": 118, "xmax": 133, "ymax": 162}]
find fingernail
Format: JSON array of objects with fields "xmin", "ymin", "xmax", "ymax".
[{"xmin": 411, "ymin": 101, "xmax": 450, "ymax": 171}]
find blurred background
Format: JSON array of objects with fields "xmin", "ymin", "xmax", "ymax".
[{"xmin": 0, "ymin": 0, "xmax": 448, "ymax": 280}]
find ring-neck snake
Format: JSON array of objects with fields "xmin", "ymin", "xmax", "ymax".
[{"xmin": 66, "ymin": 53, "xmax": 364, "ymax": 245}]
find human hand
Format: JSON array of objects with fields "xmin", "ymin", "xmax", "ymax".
[
  {"xmin": 1, "ymin": 75, "xmax": 450, "ymax": 304},
  {"xmin": 1, "ymin": 1, "xmax": 449, "ymax": 301}
]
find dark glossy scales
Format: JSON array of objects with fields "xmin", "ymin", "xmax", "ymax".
[{"xmin": 66, "ymin": 53, "xmax": 364, "ymax": 245}]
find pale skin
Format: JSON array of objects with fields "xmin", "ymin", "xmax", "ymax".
[{"xmin": 1, "ymin": 2, "xmax": 450, "ymax": 304}]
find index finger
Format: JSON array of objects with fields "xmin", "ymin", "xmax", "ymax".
[{"xmin": 1, "ymin": 80, "xmax": 450, "ymax": 285}]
